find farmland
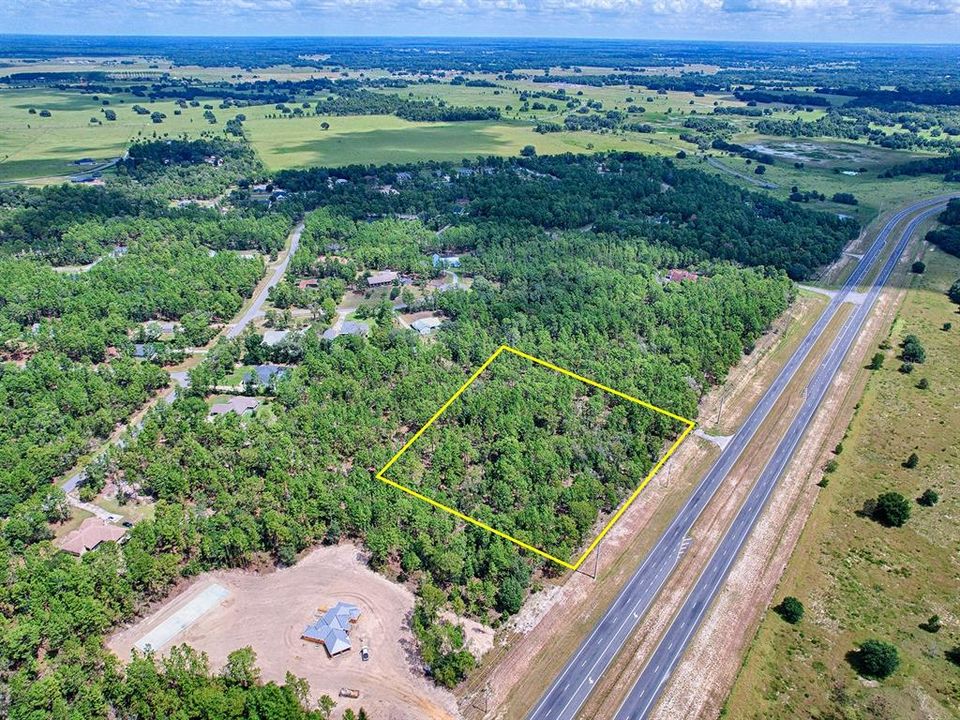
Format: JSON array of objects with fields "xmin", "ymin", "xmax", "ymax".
[{"xmin": 723, "ymin": 242, "xmax": 960, "ymax": 720}]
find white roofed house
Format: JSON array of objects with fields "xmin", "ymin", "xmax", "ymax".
[
  {"xmin": 208, "ymin": 396, "xmax": 261, "ymax": 419},
  {"xmin": 301, "ymin": 601, "xmax": 362, "ymax": 657}
]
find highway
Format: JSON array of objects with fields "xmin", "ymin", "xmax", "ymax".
[
  {"xmin": 615, "ymin": 201, "xmax": 945, "ymax": 718},
  {"xmin": 527, "ymin": 197, "xmax": 947, "ymax": 720}
]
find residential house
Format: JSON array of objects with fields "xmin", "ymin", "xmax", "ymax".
[
  {"xmin": 58, "ymin": 518, "xmax": 127, "ymax": 557},
  {"xmin": 301, "ymin": 601, "xmax": 362, "ymax": 657}
]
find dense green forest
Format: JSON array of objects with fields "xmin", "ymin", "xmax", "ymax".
[
  {"xmin": 0, "ymin": 236, "xmax": 264, "ymax": 362},
  {"xmin": 0, "ymin": 143, "xmax": 855, "ymax": 716},
  {"xmin": 276, "ymin": 153, "xmax": 858, "ymax": 280}
]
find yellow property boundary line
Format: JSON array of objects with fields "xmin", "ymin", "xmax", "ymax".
[{"xmin": 375, "ymin": 345, "xmax": 695, "ymax": 571}]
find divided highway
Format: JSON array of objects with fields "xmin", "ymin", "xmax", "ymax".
[{"xmin": 527, "ymin": 198, "xmax": 947, "ymax": 720}]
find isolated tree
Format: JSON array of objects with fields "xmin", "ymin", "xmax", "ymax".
[
  {"xmin": 868, "ymin": 352, "xmax": 885, "ymax": 370},
  {"xmin": 754, "ymin": 165, "xmax": 767, "ymax": 175},
  {"xmin": 918, "ymin": 488, "xmax": 939, "ymax": 506},
  {"xmin": 520, "ymin": 144, "xmax": 537, "ymax": 157},
  {"xmin": 948, "ymin": 278, "xmax": 960, "ymax": 304},
  {"xmin": 776, "ymin": 596, "xmax": 805, "ymax": 624},
  {"xmin": 320, "ymin": 121, "xmax": 330, "ymax": 130},
  {"xmin": 318, "ymin": 695, "xmax": 336, "ymax": 719},
  {"xmin": 900, "ymin": 362, "xmax": 914, "ymax": 374},
  {"xmin": 917, "ymin": 377, "xmax": 929, "ymax": 390},
  {"xmin": 904, "ymin": 452, "xmax": 920, "ymax": 469},
  {"xmin": 911, "ymin": 260, "xmax": 926, "ymax": 274},
  {"xmin": 947, "ymin": 646, "xmax": 960, "ymax": 667},
  {"xmin": 851, "ymin": 639, "xmax": 900, "ymax": 679},
  {"xmin": 873, "ymin": 492, "xmax": 911, "ymax": 527}
]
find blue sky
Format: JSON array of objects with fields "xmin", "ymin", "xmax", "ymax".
[{"xmin": 3, "ymin": 0, "xmax": 959, "ymax": 43}]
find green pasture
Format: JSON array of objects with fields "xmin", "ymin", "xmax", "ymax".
[{"xmin": 243, "ymin": 112, "xmax": 675, "ymax": 169}]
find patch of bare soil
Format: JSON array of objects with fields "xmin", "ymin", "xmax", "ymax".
[
  {"xmin": 109, "ymin": 544, "xmax": 461, "ymax": 720},
  {"xmin": 647, "ymin": 275, "xmax": 908, "ymax": 719}
]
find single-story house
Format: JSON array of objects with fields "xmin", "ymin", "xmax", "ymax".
[
  {"xmin": 297, "ymin": 278, "xmax": 319, "ymax": 290},
  {"xmin": 208, "ymin": 396, "xmax": 261, "ymax": 418},
  {"xmin": 58, "ymin": 518, "xmax": 127, "ymax": 556},
  {"xmin": 367, "ymin": 270, "xmax": 399, "ymax": 287},
  {"xmin": 411, "ymin": 316, "xmax": 444, "ymax": 336},
  {"xmin": 133, "ymin": 343, "xmax": 158, "ymax": 360},
  {"xmin": 302, "ymin": 601, "xmax": 362, "ymax": 657},
  {"xmin": 322, "ymin": 320, "xmax": 369, "ymax": 341},
  {"xmin": 244, "ymin": 364, "xmax": 288, "ymax": 386},
  {"xmin": 262, "ymin": 329, "xmax": 289, "ymax": 347},
  {"xmin": 431, "ymin": 253, "xmax": 461, "ymax": 269}
]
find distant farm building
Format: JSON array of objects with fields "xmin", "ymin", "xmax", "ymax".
[
  {"xmin": 367, "ymin": 270, "xmax": 398, "ymax": 287},
  {"xmin": 302, "ymin": 601, "xmax": 362, "ymax": 657},
  {"xmin": 58, "ymin": 518, "xmax": 127, "ymax": 556},
  {"xmin": 665, "ymin": 269, "xmax": 700, "ymax": 283},
  {"xmin": 208, "ymin": 396, "xmax": 261, "ymax": 418}
]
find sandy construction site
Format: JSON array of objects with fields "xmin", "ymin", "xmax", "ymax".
[{"xmin": 109, "ymin": 543, "xmax": 472, "ymax": 720}]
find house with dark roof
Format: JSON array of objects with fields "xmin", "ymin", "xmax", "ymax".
[{"xmin": 302, "ymin": 601, "xmax": 362, "ymax": 657}]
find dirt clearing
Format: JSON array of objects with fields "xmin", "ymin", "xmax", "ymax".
[{"xmin": 109, "ymin": 543, "xmax": 466, "ymax": 720}]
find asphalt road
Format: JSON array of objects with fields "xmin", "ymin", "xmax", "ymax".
[
  {"xmin": 615, "ymin": 202, "xmax": 946, "ymax": 719},
  {"xmin": 225, "ymin": 219, "xmax": 303, "ymax": 339},
  {"xmin": 527, "ymin": 197, "xmax": 947, "ymax": 720}
]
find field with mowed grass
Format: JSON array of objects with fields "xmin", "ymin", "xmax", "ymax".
[
  {"xmin": 723, "ymin": 241, "xmax": 960, "ymax": 720},
  {"xmin": 0, "ymin": 88, "xmax": 236, "ymax": 182},
  {"xmin": 243, "ymin": 112, "xmax": 674, "ymax": 169}
]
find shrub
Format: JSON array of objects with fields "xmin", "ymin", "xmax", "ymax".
[
  {"xmin": 904, "ymin": 452, "xmax": 920, "ymax": 469},
  {"xmin": 824, "ymin": 459, "xmax": 839, "ymax": 473},
  {"xmin": 916, "ymin": 377, "xmax": 929, "ymax": 389},
  {"xmin": 775, "ymin": 596, "xmax": 805, "ymax": 624},
  {"xmin": 918, "ymin": 488, "xmax": 939, "ymax": 506},
  {"xmin": 944, "ymin": 322, "xmax": 953, "ymax": 331},
  {"xmin": 900, "ymin": 362, "xmax": 914, "ymax": 374},
  {"xmin": 911, "ymin": 260, "xmax": 926, "ymax": 274},
  {"xmin": 921, "ymin": 615, "xmax": 941, "ymax": 633},
  {"xmin": 851, "ymin": 639, "xmax": 900, "ymax": 679},
  {"xmin": 868, "ymin": 352, "xmax": 885, "ymax": 370},
  {"xmin": 873, "ymin": 492, "xmax": 911, "ymax": 527},
  {"xmin": 902, "ymin": 334, "xmax": 926, "ymax": 363}
]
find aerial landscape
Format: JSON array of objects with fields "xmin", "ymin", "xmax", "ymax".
[{"xmin": 1, "ymin": 3, "xmax": 959, "ymax": 720}]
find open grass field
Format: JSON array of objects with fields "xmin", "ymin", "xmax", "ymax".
[
  {"xmin": 686, "ymin": 141, "xmax": 952, "ymax": 225},
  {"xmin": 0, "ymin": 88, "xmax": 235, "ymax": 182},
  {"xmin": 244, "ymin": 112, "xmax": 673, "ymax": 169},
  {"xmin": 722, "ymin": 243, "xmax": 960, "ymax": 720}
]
